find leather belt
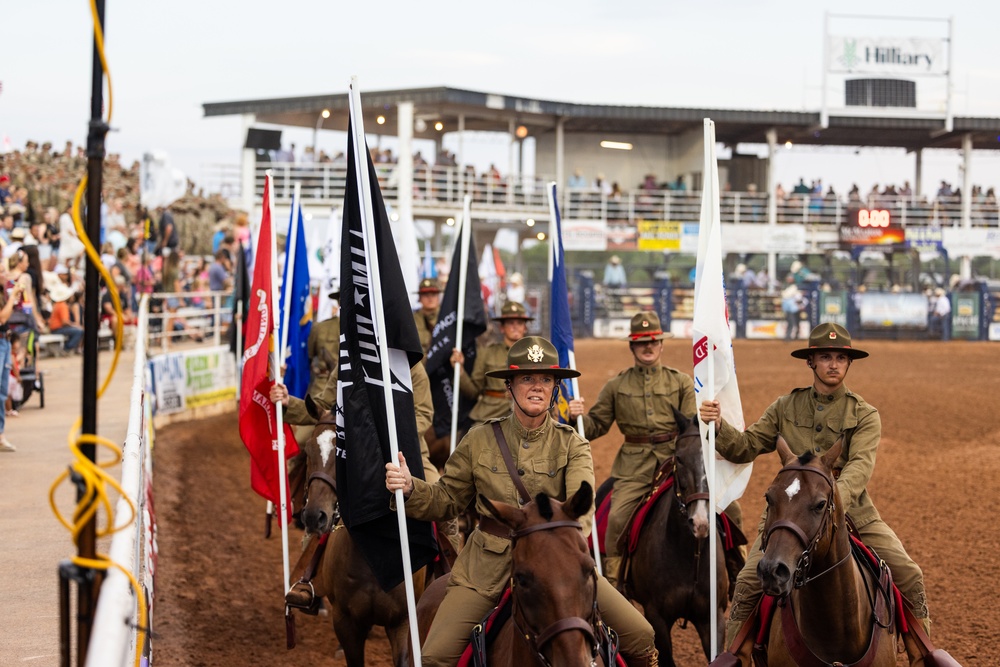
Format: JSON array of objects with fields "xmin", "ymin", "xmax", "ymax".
[
  {"xmin": 483, "ymin": 389, "xmax": 507, "ymax": 399},
  {"xmin": 623, "ymin": 431, "xmax": 678, "ymax": 445},
  {"xmin": 478, "ymin": 516, "xmax": 512, "ymax": 539}
]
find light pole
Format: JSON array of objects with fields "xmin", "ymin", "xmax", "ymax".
[{"xmin": 313, "ymin": 108, "xmax": 330, "ymax": 157}]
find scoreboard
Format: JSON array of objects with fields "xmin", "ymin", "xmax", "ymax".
[{"xmin": 839, "ymin": 208, "xmax": 905, "ymax": 246}]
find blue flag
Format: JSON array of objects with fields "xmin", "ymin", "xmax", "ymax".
[
  {"xmin": 280, "ymin": 203, "xmax": 312, "ymax": 398},
  {"xmin": 548, "ymin": 183, "xmax": 576, "ymax": 424}
]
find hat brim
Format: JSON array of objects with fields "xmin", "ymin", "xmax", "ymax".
[
  {"xmin": 415, "ymin": 288, "xmax": 442, "ymax": 295},
  {"xmin": 492, "ymin": 314, "xmax": 534, "ymax": 322},
  {"xmin": 791, "ymin": 346, "xmax": 868, "ymax": 360},
  {"xmin": 486, "ymin": 367, "xmax": 581, "ymax": 380},
  {"xmin": 625, "ymin": 332, "xmax": 672, "ymax": 342}
]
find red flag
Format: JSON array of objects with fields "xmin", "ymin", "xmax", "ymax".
[{"xmin": 239, "ymin": 175, "xmax": 298, "ymax": 517}]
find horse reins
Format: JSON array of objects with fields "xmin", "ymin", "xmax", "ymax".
[
  {"xmin": 508, "ymin": 520, "xmax": 602, "ymax": 667},
  {"xmin": 762, "ymin": 463, "xmax": 847, "ymax": 589},
  {"xmin": 303, "ymin": 412, "xmax": 341, "ymax": 527}
]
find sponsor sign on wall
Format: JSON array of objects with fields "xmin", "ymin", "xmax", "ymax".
[
  {"xmin": 721, "ymin": 224, "xmax": 806, "ymax": 254},
  {"xmin": 942, "ymin": 228, "xmax": 1000, "ymax": 259},
  {"xmin": 561, "ymin": 219, "xmax": 608, "ymax": 251},
  {"xmin": 828, "ymin": 36, "xmax": 945, "ymax": 75},
  {"xmin": 637, "ymin": 221, "xmax": 699, "ymax": 253},
  {"xmin": 149, "ymin": 345, "xmax": 237, "ymax": 415},
  {"xmin": 607, "ymin": 221, "xmax": 637, "ymax": 250},
  {"xmin": 859, "ymin": 293, "xmax": 928, "ymax": 328}
]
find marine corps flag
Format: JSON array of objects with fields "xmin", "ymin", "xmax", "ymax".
[
  {"xmin": 238, "ymin": 176, "xmax": 298, "ymax": 519},
  {"xmin": 425, "ymin": 221, "xmax": 487, "ymax": 438},
  {"xmin": 335, "ymin": 119, "xmax": 438, "ymax": 591}
]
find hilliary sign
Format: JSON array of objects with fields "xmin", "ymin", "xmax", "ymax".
[{"xmin": 828, "ymin": 36, "xmax": 945, "ymax": 75}]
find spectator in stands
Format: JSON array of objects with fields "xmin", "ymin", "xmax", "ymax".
[
  {"xmin": 155, "ymin": 206, "xmax": 179, "ymax": 258},
  {"xmin": 506, "ymin": 272, "xmax": 525, "ymax": 305},
  {"xmin": 594, "ymin": 173, "xmax": 612, "ymax": 197},
  {"xmin": 930, "ymin": 288, "xmax": 951, "ymax": 341},
  {"xmin": 603, "ymin": 255, "xmax": 627, "ymax": 286},
  {"xmin": 208, "ymin": 249, "xmax": 232, "ymax": 293},
  {"xmin": 46, "ymin": 282, "xmax": 83, "ymax": 353},
  {"xmin": 568, "ymin": 169, "xmax": 587, "ymax": 189},
  {"xmin": 792, "ymin": 178, "xmax": 810, "ymax": 195},
  {"xmin": 781, "ymin": 276, "xmax": 805, "ymax": 341}
]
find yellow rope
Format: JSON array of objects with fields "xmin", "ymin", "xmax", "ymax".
[{"xmin": 47, "ymin": 5, "xmax": 146, "ymax": 666}]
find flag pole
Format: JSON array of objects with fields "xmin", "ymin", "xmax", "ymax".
[
  {"xmin": 450, "ymin": 195, "xmax": 473, "ymax": 454},
  {"xmin": 350, "ymin": 76, "xmax": 422, "ymax": 666},
  {"xmin": 268, "ymin": 171, "xmax": 293, "ymax": 595},
  {"xmin": 703, "ymin": 120, "xmax": 719, "ymax": 659},
  {"xmin": 546, "ymin": 182, "xmax": 602, "ymax": 576}
]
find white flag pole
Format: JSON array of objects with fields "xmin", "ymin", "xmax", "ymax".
[
  {"xmin": 268, "ymin": 172, "xmax": 293, "ymax": 594},
  {"xmin": 703, "ymin": 120, "xmax": 720, "ymax": 659},
  {"xmin": 350, "ymin": 77, "xmax": 422, "ymax": 666},
  {"xmin": 450, "ymin": 195, "xmax": 473, "ymax": 454},
  {"xmin": 547, "ymin": 182, "xmax": 602, "ymax": 576}
]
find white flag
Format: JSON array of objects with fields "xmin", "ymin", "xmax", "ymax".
[
  {"xmin": 692, "ymin": 119, "xmax": 752, "ymax": 512},
  {"xmin": 316, "ymin": 207, "xmax": 342, "ymax": 322}
]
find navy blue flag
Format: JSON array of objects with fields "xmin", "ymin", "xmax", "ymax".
[
  {"xmin": 227, "ymin": 241, "xmax": 250, "ymax": 356},
  {"xmin": 279, "ymin": 203, "xmax": 312, "ymax": 398},
  {"xmin": 335, "ymin": 121, "xmax": 438, "ymax": 591},
  {"xmin": 425, "ymin": 224, "xmax": 488, "ymax": 438},
  {"xmin": 548, "ymin": 183, "xmax": 577, "ymax": 423}
]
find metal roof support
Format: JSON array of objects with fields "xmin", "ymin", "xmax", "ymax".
[
  {"xmin": 960, "ymin": 132, "xmax": 972, "ymax": 279},
  {"xmin": 240, "ymin": 113, "xmax": 257, "ymax": 214},
  {"xmin": 457, "ymin": 113, "xmax": 466, "ymax": 198},
  {"xmin": 766, "ymin": 128, "xmax": 778, "ymax": 284},
  {"xmin": 397, "ymin": 101, "xmax": 415, "ymax": 233},
  {"xmin": 914, "ymin": 148, "xmax": 923, "ymax": 200},
  {"xmin": 556, "ymin": 117, "xmax": 565, "ymax": 211},
  {"xmin": 508, "ymin": 119, "xmax": 516, "ymax": 206}
]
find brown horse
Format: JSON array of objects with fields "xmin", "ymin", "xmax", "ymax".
[
  {"xmin": 622, "ymin": 409, "xmax": 728, "ymax": 666},
  {"xmin": 757, "ymin": 436, "xmax": 896, "ymax": 666},
  {"xmin": 298, "ymin": 409, "xmax": 425, "ymax": 667},
  {"xmin": 416, "ymin": 482, "xmax": 617, "ymax": 666}
]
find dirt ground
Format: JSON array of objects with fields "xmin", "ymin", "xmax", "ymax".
[{"xmin": 152, "ymin": 338, "xmax": 998, "ymax": 666}]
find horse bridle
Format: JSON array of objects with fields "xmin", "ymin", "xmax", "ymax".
[
  {"xmin": 670, "ymin": 446, "xmax": 711, "ymax": 518},
  {"xmin": 508, "ymin": 519, "xmax": 607, "ymax": 667},
  {"xmin": 761, "ymin": 463, "xmax": 849, "ymax": 589},
  {"xmin": 303, "ymin": 413, "xmax": 341, "ymax": 528}
]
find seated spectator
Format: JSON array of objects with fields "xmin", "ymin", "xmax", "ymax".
[
  {"xmin": 567, "ymin": 169, "xmax": 587, "ymax": 189},
  {"xmin": 46, "ymin": 283, "xmax": 83, "ymax": 353}
]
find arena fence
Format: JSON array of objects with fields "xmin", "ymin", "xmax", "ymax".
[{"xmin": 85, "ymin": 298, "xmax": 155, "ymax": 667}]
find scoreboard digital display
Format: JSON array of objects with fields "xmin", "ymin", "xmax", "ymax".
[{"xmin": 840, "ymin": 209, "xmax": 905, "ymax": 246}]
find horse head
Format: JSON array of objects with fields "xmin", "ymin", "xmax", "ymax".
[
  {"xmin": 671, "ymin": 407, "xmax": 711, "ymax": 539},
  {"xmin": 758, "ymin": 435, "xmax": 846, "ymax": 598},
  {"xmin": 481, "ymin": 482, "xmax": 600, "ymax": 667},
  {"xmin": 299, "ymin": 396, "xmax": 340, "ymax": 534}
]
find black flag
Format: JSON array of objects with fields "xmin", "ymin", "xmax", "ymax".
[
  {"xmin": 227, "ymin": 242, "xmax": 250, "ymax": 356},
  {"xmin": 425, "ymin": 225, "xmax": 488, "ymax": 438},
  {"xmin": 335, "ymin": 122, "xmax": 438, "ymax": 591}
]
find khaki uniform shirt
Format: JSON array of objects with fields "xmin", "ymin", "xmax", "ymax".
[
  {"xmin": 414, "ymin": 307, "xmax": 439, "ymax": 355},
  {"xmin": 716, "ymin": 384, "xmax": 881, "ymax": 528},
  {"xmin": 458, "ymin": 342, "xmax": 512, "ymax": 423},
  {"xmin": 404, "ymin": 414, "xmax": 594, "ymax": 599},
  {"xmin": 580, "ymin": 363, "xmax": 696, "ymax": 449},
  {"xmin": 306, "ymin": 317, "xmax": 340, "ymax": 399}
]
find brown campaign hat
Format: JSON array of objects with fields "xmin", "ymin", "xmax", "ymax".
[
  {"xmin": 416, "ymin": 277, "xmax": 442, "ymax": 294},
  {"xmin": 485, "ymin": 336, "xmax": 580, "ymax": 380},
  {"xmin": 626, "ymin": 311, "xmax": 672, "ymax": 342},
  {"xmin": 492, "ymin": 300, "xmax": 534, "ymax": 322},
  {"xmin": 791, "ymin": 322, "xmax": 869, "ymax": 360}
]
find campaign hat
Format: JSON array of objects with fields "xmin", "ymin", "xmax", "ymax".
[
  {"xmin": 492, "ymin": 300, "xmax": 534, "ymax": 322},
  {"xmin": 626, "ymin": 311, "xmax": 672, "ymax": 342},
  {"xmin": 791, "ymin": 322, "xmax": 869, "ymax": 360},
  {"xmin": 485, "ymin": 336, "xmax": 580, "ymax": 380}
]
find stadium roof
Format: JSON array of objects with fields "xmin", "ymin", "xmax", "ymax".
[{"xmin": 203, "ymin": 85, "xmax": 1000, "ymax": 152}]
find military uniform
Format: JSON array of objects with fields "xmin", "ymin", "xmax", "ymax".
[
  {"xmin": 413, "ymin": 306, "xmax": 439, "ymax": 355},
  {"xmin": 581, "ymin": 361, "xmax": 697, "ymax": 565},
  {"xmin": 305, "ymin": 316, "xmax": 340, "ymax": 399},
  {"xmin": 457, "ymin": 341, "xmax": 513, "ymax": 423},
  {"xmin": 406, "ymin": 413, "xmax": 654, "ymax": 666},
  {"xmin": 714, "ymin": 323, "xmax": 928, "ymax": 646}
]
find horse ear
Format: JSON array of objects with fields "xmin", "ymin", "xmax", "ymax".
[
  {"xmin": 480, "ymin": 494, "xmax": 526, "ymax": 531},
  {"xmin": 821, "ymin": 437, "xmax": 844, "ymax": 470},
  {"xmin": 776, "ymin": 434, "xmax": 796, "ymax": 466},
  {"xmin": 305, "ymin": 394, "xmax": 321, "ymax": 421},
  {"xmin": 564, "ymin": 481, "xmax": 593, "ymax": 521}
]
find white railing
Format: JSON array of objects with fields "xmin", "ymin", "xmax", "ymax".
[
  {"xmin": 148, "ymin": 290, "xmax": 230, "ymax": 353},
  {"xmin": 86, "ymin": 296, "xmax": 153, "ymax": 667},
  {"xmin": 202, "ymin": 161, "xmax": 999, "ymax": 227}
]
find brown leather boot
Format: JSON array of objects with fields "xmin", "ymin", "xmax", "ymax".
[
  {"xmin": 285, "ymin": 580, "xmax": 322, "ymax": 615},
  {"xmin": 901, "ymin": 616, "xmax": 931, "ymax": 667}
]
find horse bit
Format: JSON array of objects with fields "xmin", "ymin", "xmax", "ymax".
[{"xmin": 507, "ymin": 519, "xmax": 617, "ymax": 667}]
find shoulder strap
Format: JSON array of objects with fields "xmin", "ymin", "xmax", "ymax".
[{"xmin": 491, "ymin": 422, "xmax": 531, "ymax": 503}]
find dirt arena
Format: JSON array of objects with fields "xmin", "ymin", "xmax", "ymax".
[{"xmin": 152, "ymin": 338, "xmax": 998, "ymax": 666}]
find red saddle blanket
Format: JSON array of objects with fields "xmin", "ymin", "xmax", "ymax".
[{"xmin": 588, "ymin": 476, "xmax": 741, "ymax": 556}]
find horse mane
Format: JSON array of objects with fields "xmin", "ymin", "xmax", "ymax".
[
  {"xmin": 797, "ymin": 451, "xmax": 817, "ymax": 466},
  {"xmin": 535, "ymin": 493, "xmax": 554, "ymax": 520}
]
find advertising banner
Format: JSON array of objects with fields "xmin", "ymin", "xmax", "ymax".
[
  {"xmin": 942, "ymin": 228, "xmax": 1000, "ymax": 259},
  {"xmin": 607, "ymin": 221, "xmax": 637, "ymax": 250},
  {"xmin": 859, "ymin": 293, "xmax": 928, "ymax": 328},
  {"xmin": 840, "ymin": 224, "xmax": 905, "ymax": 246},
  {"xmin": 828, "ymin": 36, "xmax": 946, "ymax": 75},
  {"xmin": 149, "ymin": 345, "xmax": 237, "ymax": 415},
  {"xmin": 637, "ymin": 221, "xmax": 699, "ymax": 253},
  {"xmin": 952, "ymin": 294, "xmax": 980, "ymax": 340},
  {"xmin": 721, "ymin": 224, "xmax": 807, "ymax": 254},
  {"xmin": 562, "ymin": 219, "xmax": 608, "ymax": 251},
  {"xmin": 819, "ymin": 292, "xmax": 848, "ymax": 328}
]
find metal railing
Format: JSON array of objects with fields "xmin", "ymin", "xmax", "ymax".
[
  {"xmin": 200, "ymin": 161, "xmax": 1000, "ymax": 227},
  {"xmin": 147, "ymin": 290, "xmax": 230, "ymax": 353}
]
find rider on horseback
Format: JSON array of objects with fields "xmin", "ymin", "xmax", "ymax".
[
  {"xmin": 386, "ymin": 336, "xmax": 660, "ymax": 667},
  {"xmin": 568, "ymin": 311, "xmax": 744, "ymax": 588},
  {"xmin": 699, "ymin": 323, "xmax": 933, "ymax": 665}
]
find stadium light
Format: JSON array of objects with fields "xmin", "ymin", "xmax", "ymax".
[{"xmin": 600, "ymin": 140, "xmax": 633, "ymax": 151}]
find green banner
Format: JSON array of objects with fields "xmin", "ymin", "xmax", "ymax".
[
  {"xmin": 952, "ymin": 294, "xmax": 980, "ymax": 340},
  {"xmin": 819, "ymin": 291, "xmax": 848, "ymax": 328}
]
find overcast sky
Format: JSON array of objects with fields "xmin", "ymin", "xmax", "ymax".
[{"xmin": 3, "ymin": 1, "xmax": 999, "ymax": 197}]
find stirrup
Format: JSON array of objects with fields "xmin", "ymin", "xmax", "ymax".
[{"xmin": 285, "ymin": 580, "xmax": 322, "ymax": 616}]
